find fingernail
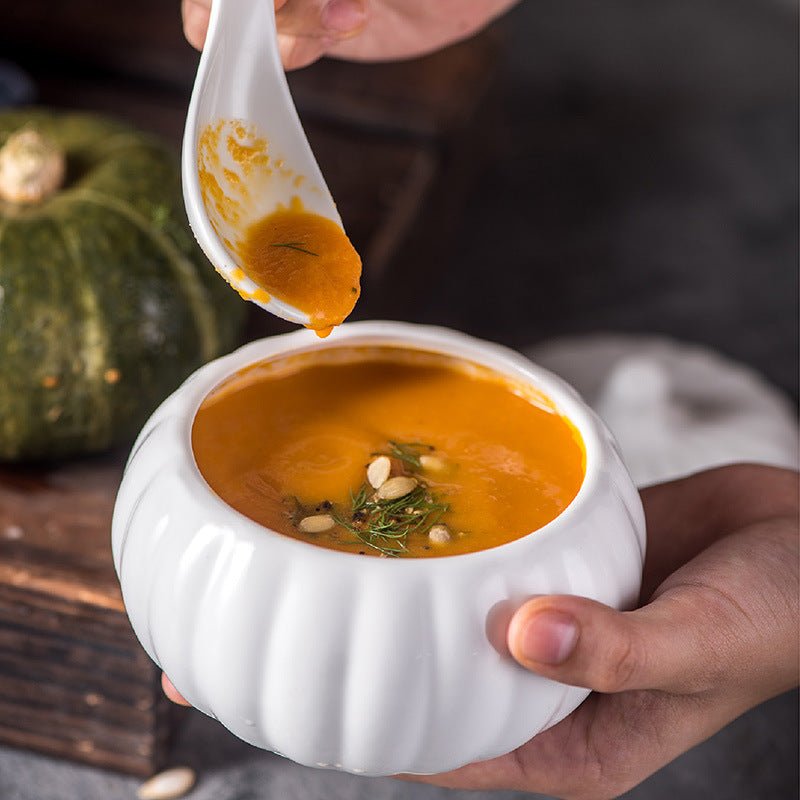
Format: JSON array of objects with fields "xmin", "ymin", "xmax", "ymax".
[
  {"xmin": 520, "ymin": 610, "xmax": 579, "ymax": 665},
  {"xmin": 321, "ymin": 0, "xmax": 367, "ymax": 34}
]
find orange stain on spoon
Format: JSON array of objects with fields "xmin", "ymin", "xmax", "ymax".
[{"xmin": 198, "ymin": 119, "xmax": 361, "ymax": 335}]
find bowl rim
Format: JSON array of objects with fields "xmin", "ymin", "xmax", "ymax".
[{"xmin": 170, "ymin": 320, "xmax": 606, "ymax": 572}]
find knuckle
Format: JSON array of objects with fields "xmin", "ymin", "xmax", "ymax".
[{"xmin": 594, "ymin": 631, "xmax": 643, "ymax": 692}]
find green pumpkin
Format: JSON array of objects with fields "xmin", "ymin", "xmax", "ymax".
[{"xmin": 0, "ymin": 110, "xmax": 245, "ymax": 461}]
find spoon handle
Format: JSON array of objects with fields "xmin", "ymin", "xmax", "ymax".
[
  {"xmin": 182, "ymin": 0, "xmax": 343, "ymax": 327},
  {"xmin": 206, "ymin": 0, "xmax": 287, "ymax": 118}
]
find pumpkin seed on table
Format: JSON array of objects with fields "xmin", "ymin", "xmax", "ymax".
[{"xmin": 137, "ymin": 766, "xmax": 196, "ymax": 800}]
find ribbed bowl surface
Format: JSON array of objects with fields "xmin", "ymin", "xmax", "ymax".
[{"xmin": 112, "ymin": 321, "xmax": 645, "ymax": 776}]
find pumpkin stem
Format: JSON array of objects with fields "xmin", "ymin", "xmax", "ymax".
[{"xmin": 0, "ymin": 128, "xmax": 65, "ymax": 204}]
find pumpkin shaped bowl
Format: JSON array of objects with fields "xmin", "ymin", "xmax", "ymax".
[{"xmin": 112, "ymin": 321, "xmax": 645, "ymax": 776}]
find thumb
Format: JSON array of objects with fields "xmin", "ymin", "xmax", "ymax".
[
  {"xmin": 507, "ymin": 593, "xmax": 717, "ymax": 694},
  {"xmin": 276, "ymin": 0, "xmax": 368, "ymax": 70}
]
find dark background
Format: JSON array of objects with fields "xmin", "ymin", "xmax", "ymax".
[
  {"xmin": 411, "ymin": 0, "xmax": 799, "ymax": 400},
  {"xmin": 3, "ymin": 0, "xmax": 796, "ymax": 398},
  {"xmin": 0, "ymin": 0, "xmax": 797, "ymax": 797}
]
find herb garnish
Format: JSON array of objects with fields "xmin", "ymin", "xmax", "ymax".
[
  {"xmin": 373, "ymin": 441, "xmax": 434, "ymax": 471},
  {"xmin": 333, "ymin": 482, "xmax": 449, "ymax": 557},
  {"xmin": 293, "ymin": 441, "xmax": 449, "ymax": 557},
  {"xmin": 270, "ymin": 242, "xmax": 319, "ymax": 257}
]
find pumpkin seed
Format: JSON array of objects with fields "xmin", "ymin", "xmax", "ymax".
[
  {"xmin": 420, "ymin": 454, "xmax": 446, "ymax": 472},
  {"xmin": 366, "ymin": 455, "xmax": 391, "ymax": 488},
  {"xmin": 298, "ymin": 514, "xmax": 336, "ymax": 533},
  {"xmin": 374, "ymin": 476, "xmax": 417, "ymax": 501},
  {"xmin": 137, "ymin": 766, "xmax": 196, "ymax": 800},
  {"xmin": 428, "ymin": 524, "xmax": 451, "ymax": 544}
]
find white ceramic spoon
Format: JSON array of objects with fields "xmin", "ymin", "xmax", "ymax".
[{"xmin": 182, "ymin": 0, "xmax": 342, "ymax": 326}]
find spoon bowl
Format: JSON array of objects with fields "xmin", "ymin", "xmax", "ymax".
[{"xmin": 182, "ymin": 0, "xmax": 342, "ymax": 326}]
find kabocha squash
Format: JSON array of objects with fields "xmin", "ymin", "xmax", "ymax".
[{"xmin": 0, "ymin": 110, "xmax": 245, "ymax": 461}]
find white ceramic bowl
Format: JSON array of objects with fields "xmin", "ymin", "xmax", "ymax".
[{"xmin": 112, "ymin": 321, "xmax": 645, "ymax": 776}]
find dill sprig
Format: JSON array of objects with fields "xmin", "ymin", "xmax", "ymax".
[
  {"xmin": 333, "ymin": 483, "xmax": 449, "ymax": 557},
  {"xmin": 373, "ymin": 440, "xmax": 434, "ymax": 471},
  {"xmin": 292, "ymin": 441, "xmax": 449, "ymax": 557},
  {"xmin": 271, "ymin": 242, "xmax": 319, "ymax": 257},
  {"xmin": 350, "ymin": 484, "xmax": 370, "ymax": 515}
]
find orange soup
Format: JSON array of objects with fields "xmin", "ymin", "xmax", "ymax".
[
  {"xmin": 238, "ymin": 199, "xmax": 361, "ymax": 335},
  {"xmin": 191, "ymin": 348, "xmax": 585, "ymax": 558}
]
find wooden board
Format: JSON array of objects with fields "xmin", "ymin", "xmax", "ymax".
[
  {"xmin": 0, "ymin": 455, "xmax": 180, "ymax": 775},
  {"xmin": 0, "ymin": 456, "xmax": 123, "ymax": 608}
]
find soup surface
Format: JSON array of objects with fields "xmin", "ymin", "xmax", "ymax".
[
  {"xmin": 192, "ymin": 347, "xmax": 585, "ymax": 558},
  {"xmin": 238, "ymin": 198, "xmax": 361, "ymax": 335}
]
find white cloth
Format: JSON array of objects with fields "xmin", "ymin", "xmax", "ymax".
[{"xmin": 527, "ymin": 335, "xmax": 799, "ymax": 487}]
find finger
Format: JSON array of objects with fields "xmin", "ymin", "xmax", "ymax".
[
  {"xmin": 507, "ymin": 592, "xmax": 722, "ymax": 694},
  {"xmin": 276, "ymin": 0, "xmax": 368, "ymax": 69},
  {"xmin": 277, "ymin": 32, "xmax": 329, "ymax": 70},
  {"xmin": 182, "ymin": 0, "xmax": 212, "ymax": 50},
  {"xmin": 640, "ymin": 465, "xmax": 800, "ymax": 598},
  {"xmin": 182, "ymin": 0, "xmax": 365, "ymax": 67},
  {"xmin": 276, "ymin": 0, "xmax": 367, "ymax": 40},
  {"xmin": 161, "ymin": 673, "xmax": 192, "ymax": 706}
]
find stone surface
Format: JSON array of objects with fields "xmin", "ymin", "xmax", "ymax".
[
  {"xmin": 393, "ymin": 0, "xmax": 798, "ymax": 400},
  {"xmin": 0, "ymin": 691, "xmax": 796, "ymax": 799}
]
